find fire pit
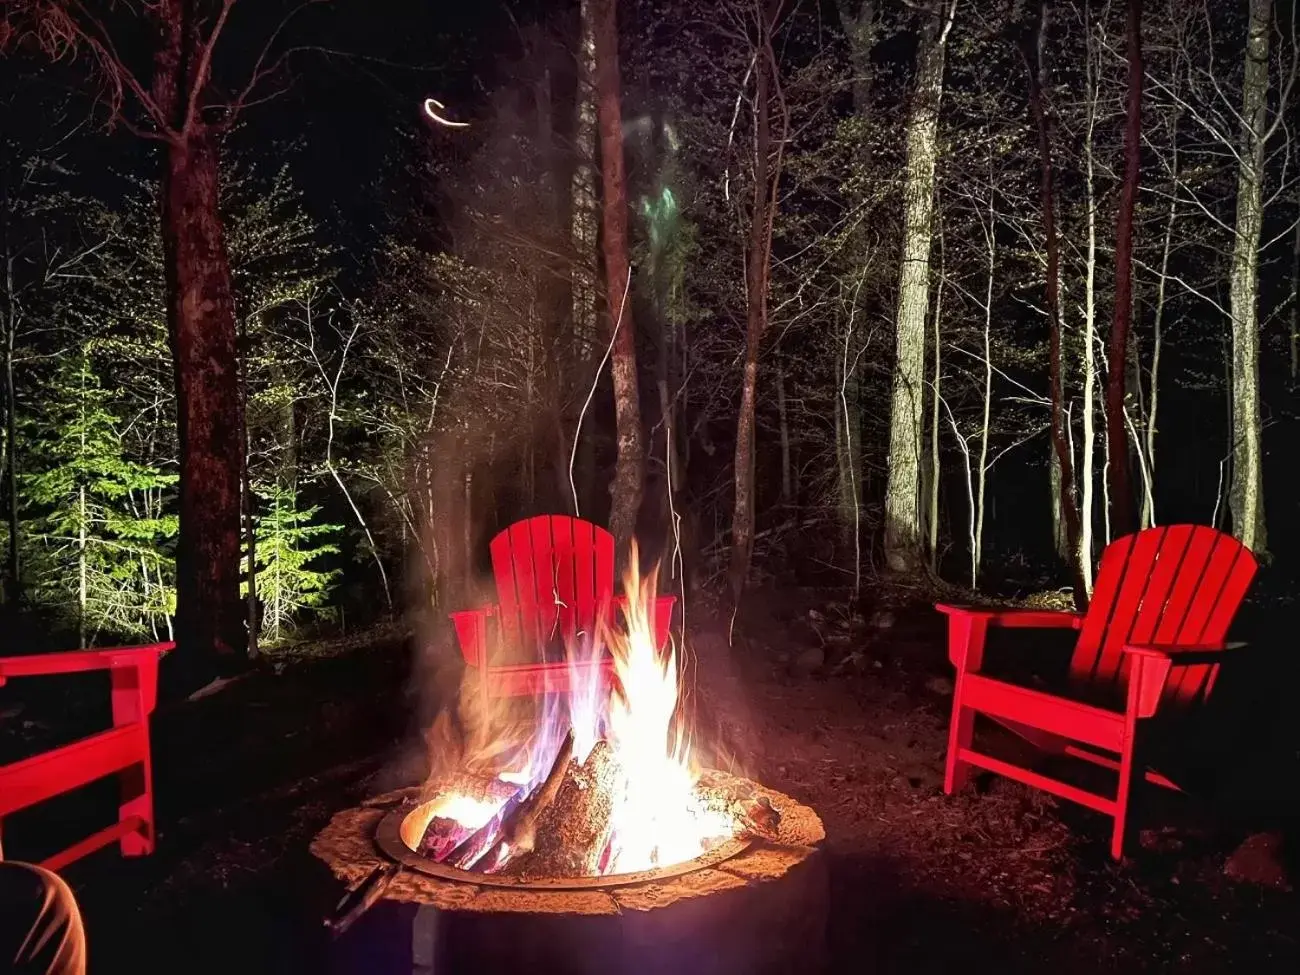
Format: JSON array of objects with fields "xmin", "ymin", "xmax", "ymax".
[
  {"xmin": 311, "ymin": 778, "xmax": 825, "ymax": 974},
  {"xmin": 312, "ymin": 559, "xmax": 827, "ymax": 973}
]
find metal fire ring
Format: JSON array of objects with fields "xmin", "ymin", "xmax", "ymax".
[{"xmin": 373, "ymin": 787, "xmax": 752, "ymax": 891}]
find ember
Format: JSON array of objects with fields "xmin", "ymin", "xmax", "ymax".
[{"xmin": 416, "ymin": 551, "xmax": 744, "ymax": 880}]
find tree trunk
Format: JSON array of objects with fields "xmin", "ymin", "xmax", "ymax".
[
  {"xmin": 1023, "ymin": 1, "xmax": 1086, "ymax": 607},
  {"xmin": 590, "ymin": 0, "xmax": 644, "ymax": 565},
  {"xmin": 1106, "ymin": 0, "xmax": 1142, "ymax": 539},
  {"xmin": 1080, "ymin": 15, "xmax": 1099, "ymax": 589},
  {"xmin": 973, "ymin": 188, "xmax": 995, "ymax": 589},
  {"xmin": 776, "ymin": 363, "xmax": 791, "ymax": 502},
  {"xmin": 1227, "ymin": 0, "xmax": 1272, "ymax": 554},
  {"xmin": 2, "ymin": 273, "xmax": 17, "ymax": 606},
  {"xmin": 1290, "ymin": 186, "xmax": 1299, "ymax": 383},
  {"xmin": 572, "ymin": 0, "xmax": 601, "ymax": 366},
  {"xmin": 927, "ymin": 224, "xmax": 944, "ymax": 574},
  {"xmin": 835, "ymin": 2, "xmax": 875, "ymax": 551},
  {"xmin": 882, "ymin": 1, "xmax": 956, "ymax": 577},
  {"xmin": 571, "ymin": 0, "xmax": 602, "ymax": 515},
  {"xmin": 728, "ymin": 1, "xmax": 784, "ymax": 604},
  {"xmin": 240, "ymin": 328, "xmax": 258, "ymax": 658},
  {"xmin": 160, "ymin": 128, "xmax": 246, "ymax": 683}
]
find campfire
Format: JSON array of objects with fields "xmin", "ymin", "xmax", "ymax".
[
  {"xmin": 396, "ymin": 558, "xmax": 780, "ymax": 883},
  {"xmin": 311, "ymin": 550, "xmax": 827, "ymax": 971}
]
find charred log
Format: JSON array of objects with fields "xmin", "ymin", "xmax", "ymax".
[
  {"xmin": 697, "ymin": 774, "xmax": 782, "ymax": 843},
  {"xmin": 442, "ymin": 734, "xmax": 573, "ymax": 870},
  {"xmin": 500, "ymin": 739, "xmax": 623, "ymax": 879},
  {"xmin": 501, "ymin": 731, "xmax": 575, "ymax": 853}
]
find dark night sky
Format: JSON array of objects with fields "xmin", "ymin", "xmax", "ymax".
[{"xmin": 247, "ymin": 0, "xmax": 543, "ymax": 256}]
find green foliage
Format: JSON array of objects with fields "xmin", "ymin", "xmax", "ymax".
[
  {"xmin": 21, "ymin": 350, "xmax": 177, "ymax": 643},
  {"xmin": 245, "ymin": 481, "xmax": 342, "ymax": 644}
]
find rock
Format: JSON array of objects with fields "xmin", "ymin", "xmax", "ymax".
[
  {"xmin": 924, "ymin": 675, "xmax": 954, "ymax": 696},
  {"xmin": 790, "ymin": 646, "xmax": 825, "ymax": 677},
  {"xmin": 1224, "ymin": 832, "xmax": 1291, "ymax": 890}
]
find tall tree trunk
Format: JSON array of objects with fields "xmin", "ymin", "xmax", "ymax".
[
  {"xmin": 572, "ymin": 1, "xmax": 600, "ymax": 365},
  {"xmin": 728, "ymin": 1, "xmax": 784, "ymax": 603},
  {"xmin": 240, "ymin": 324, "xmax": 258, "ymax": 658},
  {"xmin": 927, "ymin": 223, "xmax": 945, "ymax": 574},
  {"xmin": 2, "ymin": 264, "xmax": 17, "ymax": 606},
  {"xmin": 1080, "ymin": 12, "xmax": 1100, "ymax": 588},
  {"xmin": 974, "ymin": 190, "xmax": 995, "ymax": 588},
  {"xmin": 590, "ymin": 0, "xmax": 644, "ymax": 565},
  {"xmin": 882, "ymin": 0, "xmax": 956, "ymax": 577},
  {"xmin": 162, "ymin": 129, "xmax": 245, "ymax": 680},
  {"xmin": 776, "ymin": 362, "xmax": 791, "ymax": 502},
  {"xmin": 1106, "ymin": 0, "xmax": 1142, "ymax": 539},
  {"xmin": 835, "ymin": 1, "xmax": 875, "ymax": 549},
  {"xmin": 1023, "ymin": 1, "xmax": 1087, "ymax": 607},
  {"xmin": 1227, "ymin": 0, "xmax": 1271, "ymax": 554},
  {"xmin": 1290, "ymin": 186, "xmax": 1299, "ymax": 383},
  {"xmin": 571, "ymin": 0, "xmax": 601, "ymax": 515}
]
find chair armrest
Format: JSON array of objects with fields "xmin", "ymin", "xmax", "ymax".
[
  {"xmin": 1121, "ymin": 642, "xmax": 1244, "ymax": 718},
  {"xmin": 0, "ymin": 643, "xmax": 172, "ymax": 686},
  {"xmin": 936, "ymin": 604, "xmax": 1081, "ymax": 672},
  {"xmin": 935, "ymin": 604, "xmax": 1083, "ymax": 629},
  {"xmin": 449, "ymin": 606, "xmax": 496, "ymax": 669},
  {"xmin": 1122, "ymin": 641, "xmax": 1243, "ymax": 665}
]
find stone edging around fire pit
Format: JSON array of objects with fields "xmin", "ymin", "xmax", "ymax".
[{"xmin": 310, "ymin": 775, "xmax": 824, "ymax": 915}]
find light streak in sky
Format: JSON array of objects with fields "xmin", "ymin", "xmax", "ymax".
[{"xmin": 423, "ymin": 98, "xmax": 469, "ymax": 129}]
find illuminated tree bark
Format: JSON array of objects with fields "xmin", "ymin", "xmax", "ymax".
[
  {"xmin": 882, "ymin": 0, "xmax": 957, "ymax": 577},
  {"xmin": 1227, "ymin": 0, "xmax": 1271, "ymax": 554},
  {"xmin": 153, "ymin": 2, "xmax": 245, "ymax": 682},
  {"xmin": 1022, "ymin": 0, "xmax": 1087, "ymax": 607},
  {"xmin": 728, "ymin": 0, "xmax": 786, "ymax": 604},
  {"xmin": 572, "ymin": 0, "xmax": 600, "ymax": 368},
  {"xmin": 1105, "ymin": 0, "xmax": 1142, "ymax": 539},
  {"xmin": 589, "ymin": 0, "xmax": 644, "ymax": 563},
  {"xmin": 835, "ymin": 0, "xmax": 877, "ymax": 552}
]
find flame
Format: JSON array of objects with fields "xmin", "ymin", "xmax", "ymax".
[
  {"xmin": 420, "ymin": 543, "xmax": 735, "ymax": 875},
  {"xmin": 421, "ymin": 791, "xmax": 504, "ymax": 831},
  {"xmin": 600, "ymin": 555, "xmax": 734, "ymax": 873}
]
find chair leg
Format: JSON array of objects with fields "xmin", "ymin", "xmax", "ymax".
[
  {"xmin": 119, "ymin": 755, "xmax": 154, "ymax": 856},
  {"xmin": 1111, "ymin": 730, "xmax": 1139, "ymax": 860},
  {"xmin": 944, "ymin": 683, "xmax": 973, "ymax": 794}
]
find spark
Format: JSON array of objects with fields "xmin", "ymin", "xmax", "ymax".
[{"xmin": 423, "ymin": 98, "xmax": 469, "ymax": 129}]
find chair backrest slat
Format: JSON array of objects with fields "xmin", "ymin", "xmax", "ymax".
[
  {"xmin": 1070, "ymin": 525, "xmax": 1256, "ymax": 707},
  {"xmin": 489, "ymin": 515, "xmax": 616, "ymax": 664}
]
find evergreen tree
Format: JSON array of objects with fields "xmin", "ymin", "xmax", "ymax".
[
  {"xmin": 243, "ymin": 481, "xmax": 341, "ymax": 644},
  {"xmin": 21, "ymin": 348, "xmax": 177, "ymax": 645}
]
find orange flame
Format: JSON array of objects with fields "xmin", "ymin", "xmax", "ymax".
[{"xmin": 424, "ymin": 544, "xmax": 735, "ymax": 875}]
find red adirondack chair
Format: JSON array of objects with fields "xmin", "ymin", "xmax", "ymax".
[
  {"xmin": 450, "ymin": 515, "xmax": 676, "ymax": 700},
  {"xmin": 0, "ymin": 642, "xmax": 171, "ymax": 871},
  {"xmin": 938, "ymin": 524, "xmax": 1256, "ymax": 859}
]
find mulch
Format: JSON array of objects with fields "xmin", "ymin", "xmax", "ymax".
[{"xmin": 2, "ymin": 597, "xmax": 1298, "ymax": 973}]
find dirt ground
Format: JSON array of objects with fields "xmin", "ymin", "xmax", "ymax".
[{"xmin": 3, "ymin": 592, "xmax": 1298, "ymax": 973}]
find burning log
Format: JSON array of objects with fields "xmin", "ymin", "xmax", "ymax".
[
  {"xmin": 412, "ymin": 771, "xmax": 520, "ymax": 862},
  {"xmin": 416, "ymin": 816, "xmax": 463, "ymax": 861},
  {"xmin": 443, "ymin": 731, "xmax": 575, "ymax": 871},
  {"xmin": 501, "ymin": 730, "xmax": 575, "ymax": 853},
  {"xmin": 420, "ymin": 770, "xmax": 518, "ymax": 806},
  {"xmin": 500, "ymin": 739, "xmax": 623, "ymax": 879},
  {"xmin": 697, "ymin": 774, "xmax": 783, "ymax": 843}
]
